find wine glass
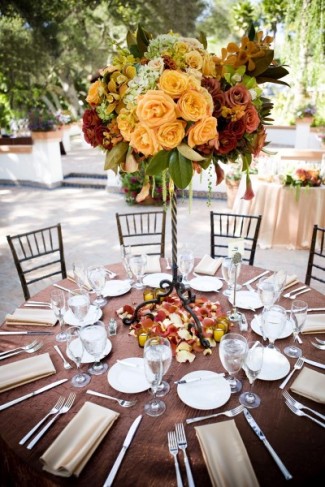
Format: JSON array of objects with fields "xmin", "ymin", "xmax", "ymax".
[
  {"xmin": 262, "ymin": 305, "xmax": 287, "ymax": 350},
  {"xmin": 284, "ymin": 300, "xmax": 308, "ymax": 358},
  {"xmin": 66, "ymin": 327, "xmax": 91, "ymax": 388},
  {"xmin": 129, "ymin": 254, "xmax": 147, "ymax": 289},
  {"xmin": 50, "ymin": 289, "xmax": 67, "ymax": 342},
  {"xmin": 257, "ymin": 275, "xmax": 277, "ymax": 310},
  {"xmin": 87, "ymin": 266, "xmax": 107, "ymax": 308},
  {"xmin": 68, "ymin": 288, "xmax": 90, "ymax": 327},
  {"xmin": 120, "ymin": 245, "xmax": 134, "ymax": 284},
  {"xmin": 143, "ymin": 337, "xmax": 166, "ymax": 417},
  {"xmin": 79, "ymin": 321, "xmax": 108, "ymax": 375},
  {"xmin": 152, "ymin": 337, "xmax": 172, "ymax": 397},
  {"xmin": 72, "ymin": 262, "xmax": 88, "ymax": 288},
  {"xmin": 239, "ymin": 341, "xmax": 264, "ymax": 408},
  {"xmin": 179, "ymin": 247, "xmax": 194, "ymax": 288},
  {"xmin": 221, "ymin": 256, "xmax": 242, "ymax": 297},
  {"xmin": 219, "ymin": 333, "xmax": 248, "ymax": 393}
]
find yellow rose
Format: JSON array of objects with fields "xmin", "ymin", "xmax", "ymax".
[
  {"xmin": 187, "ymin": 116, "xmax": 218, "ymax": 148},
  {"xmin": 156, "ymin": 120, "xmax": 186, "ymax": 150},
  {"xmin": 202, "ymin": 54, "xmax": 217, "ymax": 77},
  {"xmin": 130, "ymin": 122, "xmax": 161, "ymax": 156},
  {"xmin": 200, "ymin": 87, "xmax": 214, "ymax": 115},
  {"xmin": 185, "ymin": 50, "xmax": 203, "ymax": 70},
  {"xmin": 174, "ymin": 41, "xmax": 189, "ymax": 55},
  {"xmin": 177, "ymin": 90, "xmax": 209, "ymax": 121},
  {"xmin": 136, "ymin": 90, "xmax": 178, "ymax": 128},
  {"xmin": 158, "ymin": 70, "xmax": 189, "ymax": 98},
  {"xmin": 117, "ymin": 108, "xmax": 137, "ymax": 141},
  {"xmin": 86, "ymin": 80, "xmax": 102, "ymax": 105}
]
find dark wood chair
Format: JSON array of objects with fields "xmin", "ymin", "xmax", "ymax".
[
  {"xmin": 116, "ymin": 211, "xmax": 166, "ymax": 257},
  {"xmin": 305, "ymin": 225, "xmax": 325, "ymax": 286},
  {"xmin": 210, "ymin": 212, "xmax": 262, "ymax": 265},
  {"xmin": 7, "ymin": 223, "xmax": 67, "ymax": 300}
]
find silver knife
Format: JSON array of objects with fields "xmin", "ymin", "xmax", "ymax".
[
  {"xmin": 103, "ymin": 415, "xmax": 142, "ymax": 487},
  {"xmin": 307, "ymin": 308, "xmax": 325, "ymax": 312},
  {"xmin": 303, "ymin": 358, "xmax": 325, "ymax": 370},
  {"xmin": 242, "ymin": 270, "xmax": 269, "ymax": 287},
  {"xmin": 175, "ymin": 374, "xmax": 224, "ymax": 385},
  {"xmin": 243, "ymin": 408, "xmax": 292, "ymax": 480},
  {"xmin": 0, "ymin": 378, "xmax": 68, "ymax": 411},
  {"xmin": 0, "ymin": 331, "xmax": 54, "ymax": 335}
]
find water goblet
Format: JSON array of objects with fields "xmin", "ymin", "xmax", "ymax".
[
  {"xmin": 72, "ymin": 262, "xmax": 88, "ymax": 288},
  {"xmin": 257, "ymin": 275, "xmax": 277, "ymax": 310},
  {"xmin": 120, "ymin": 245, "xmax": 134, "ymax": 284},
  {"xmin": 87, "ymin": 265, "xmax": 107, "ymax": 308},
  {"xmin": 143, "ymin": 337, "xmax": 166, "ymax": 416},
  {"xmin": 79, "ymin": 321, "xmax": 108, "ymax": 375},
  {"xmin": 129, "ymin": 254, "xmax": 147, "ymax": 289},
  {"xmin": 284, "ymin": 300, "xmax": 308, "ymax": 358},
  {"xmin": 66, "ymin": 327, "xmax": 91, "ymax": 388},
  {"xmin": 239, "ymin": 341, "xmax": 264, "ymax": 408},
  {"xmin": 262, "ymin": 304, "xmax": 287, "ymax": 350},
  {"xmin": 219, "ymin": 333, "xmax": 248, "ymax": 393},
  {"xmin": 179, "ymin": 248, "xmax": 194, "ymax": 288},
  {"xmin": 221, "ymin": 257, "xmax": 242, "ymax": 297},
  {"xmin": 152, "ymin": 337, "xmax": 172, "ymax": 397},
  {"xmin": 68, "ymin": 288, "xmax": 90, "ymax": 327},
  {"xmin": 50, "ymin": 289, "xmax": 67, "ymax": 342}
]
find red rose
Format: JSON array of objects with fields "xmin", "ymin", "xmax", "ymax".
[
  {"xmin": 224, "ymin": 84, "xmax": 251, "ymax": 107},
  {"xmin": 227, "ymin": 118, "xmax": 246, "ymax": 138},
  {"xmin": 82, "ymin": 126, "xmax": 99, "ymax": 147},
  {"xmin": 82, "ymin": 108, "xmax": 101, "ymax": 128},
  {"xmin": 244, "ymin": 104, "xmax": 260, "ymax": 133},
  {"xmin": 212, "ymin": 93, "xmax": 226, "ymax": 118},
  {"xmin": 216, "ymin": 130, "xmax": 237, "ymax": 154}
]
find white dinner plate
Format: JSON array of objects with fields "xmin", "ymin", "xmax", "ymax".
[
  {"xmin": 102, "ymin": 280, "xmax": 131, "ymax": 297},
  {"xmin": 229, "ymin": 291, "xmax": 263, "ymax": 310},
  {"xmin": 107, "ymin": 357, "xmax": 150, "ymax": 393},
  {"xmin": 67, "ymin": 337, "xmax": 112, "ymax": 364},
  {"xmin": 64, "ymin": 305, "xmax": 102, "ymax": 327},
  {"xmin": 189, "ymin": 276, "xmax": 223, "ymax": 292},
  {"xmin": 258, "ymin": 348, "xmax": 290, "ymax": 381},
  {"xmin": 143, "ymin": 273, "xmax": 172, "ymax": 288},
  {"xmin": 251, "ymin": 317, "xmax": 293, "ymax": 339},
  {"xmin": 177, "ymin": 370, "xmax": 231, "ymax": 410}
]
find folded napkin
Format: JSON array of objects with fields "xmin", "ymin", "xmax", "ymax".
[
  {"xmin": 145, "ymin": 255, "xmax": 161, "ymax": 274},
  {"xmin": 5, "ymin": 308, "xmax": 57, "ymax": 327},
  {"xmin": 301, "ymin": 314, "xmax": 325, "ymax": 334},
  {"xmin": 285, "ymin": 274, "xmax": 298, "ymax": 286},
  {"xmin": 0, "ymin": 353, "xmax": 56, "ymax": 393},
  {"xmin": 195, "ymin": 419, "xmax": 259, "ymax": 487},
  {"xmin": 194, "ymin": 255, "xmax": 222, "ymax": 276},
  {"xmin": 41, "ymin": 401, "xmax": 119, "ymax": 477},
  {"xmin": 290, "ymin": 366, "xmax": 325, "ymax": 404},
  {"xmin": 67, "ymin": 271, "xmax": 92, "ymax": 291}
]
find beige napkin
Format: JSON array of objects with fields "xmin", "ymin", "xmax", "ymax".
[
  {"xmin": 145, "ymin": 255, "xmax": 161, "ymax": 274},
  {"xmin": 285, "ymin": 274, "xmax": 298, "ymax": 286},
  {"xmin": 67, "ymin": 271, "xmax": 92, "ymax": 291},
  {"xmin": 0, "ymin": 353, "xmax": 56, "ymax": 393},
  {"xmin": 301, "ymin": 314, "xmax": 325, "ymax": 334},
  {"xmin": 195, "ymin": 419, "xmax": 259, "ymax": 487},
  {"xmin": 41, "ymin": 401, "xmax": 119, "ymax": 477},
  {"xmin": 5, "ymin": 308, "xmax": 57, "ymax": 327},
  {"xmin": 290, "ymin": 366, "xmax": 325, "ymax": 403},
  {"xmin": 194, "ymin": 255, "xmax": 222, "ymax": 276}
]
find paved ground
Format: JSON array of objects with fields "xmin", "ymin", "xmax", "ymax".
[{"xmin": 0, "ymin": 137, "xmax": 322, "ymax": 322}]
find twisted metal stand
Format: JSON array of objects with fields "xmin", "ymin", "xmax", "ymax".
[{"xmin": 122, "ymin": 190, "xmax": 210, "ymax": 349}]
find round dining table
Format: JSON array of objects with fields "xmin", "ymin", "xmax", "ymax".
[{"xmin": 0, "ymin": 261, "xmax": 324, "ymax": 487}]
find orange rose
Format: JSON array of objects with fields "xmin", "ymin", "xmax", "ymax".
[
  {"xmin": 185, "ymin": 50, "xmax": 203, "ymax": 70},
  {"xmin": 130, "ymin": 123, "xmax": 161, "ymax": 156},
  {"xmin": 117, "ymin": 108, "xmax": 136, "ymax": 141},
  {"xmin": 244, "ymin": 104, "xmax": 260, "ymax": 133},
  {"xmin": 187, "ymin": 116, "xmax": 217, "ymax": 148},
  {"xmin": 156, "ymin": 120, "xmax": 186, "ymax": 150},
  {"xmin": 86, "ymin": 80, "xmax": 102, "ymax": 106},
  {"xmin": 202, "ymin": 54, "xmax": 217, "ymax": 77},
  {"xmin": 177, "ymin": 90, "xmax": 210, "ymax": 121},
  {"xmin": 159, "ymin": 70, "xmax": 189, "ymax": 98},
  {"xmin": 136, "ymin": 90, "xmax": 178, "ymax": 128}
]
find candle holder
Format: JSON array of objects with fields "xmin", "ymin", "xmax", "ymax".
[{"xmin": 227, "ymin": 252, "xmax": 247, "ymax": 330}]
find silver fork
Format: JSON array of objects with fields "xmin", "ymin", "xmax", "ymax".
[
  {"xmin": 186, "ymin": 404, "xmax": 244, "ymax": 425},
  {"xmin": 27, "ymin": 392, "xmax": 76, "ymax": 449},
  {"xmin": 167, "ymin": 431, "xmax": 183, "ymax": 487},
  {"xmin": 283, "ymin": 286, "xmax": 307, "ymax": 298},
  {"xmin": 19, "ymin": 396, "xmax": 65, "ymax": 445},
  {"xmin": 86, "ymin": 389, "xmax": 137, "ymax": 407},
  {"xmin": 53, "ymin": 345, "xmax": 72, "ymax": 369},
  {"xmin": 279, "ymin": 357, "xmax": 304, "ymax": 390},
  {"xmin": 282, "ymin": 390, "xmax": 325, "ymax": 421},
  {"xmin": 288, "ymin": 288, "xmax": 310, "ymax": 300},
  {"xmin": 285, "ymin": 401, "xmax": 325, "ymax": 428},
  {"xmin": 311, "ymin": 341, "xmax": 325, "ymax": 350},
  {"xmin": 0, "ymin": 340, "xmax": 38, "ymax": 357},
  {"xmin": 175, "ymin": 423, "xmax": 195, "ymax": 487},
  {"xmin": 0, "ymin": 341, "xmax": 43, "ymax": 360}
]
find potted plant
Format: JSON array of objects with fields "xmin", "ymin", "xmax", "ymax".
[
  {"xmin": 28, "ymin": 108, "xmax": 61, "ymax": 140},
  {"xmin": 294, "ymin": 102, "xmax": 317, "ymax": 124}
]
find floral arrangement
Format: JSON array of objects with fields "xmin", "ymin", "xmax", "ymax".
[
  {"xmin": 120, "ymin": 167, "xmax": 167, "ymax": 205},
  {"xmin": 282, "ymin": 168, "xmax": 322, "ymax": 188},
  {"xmin": 82, "ymin": 25, "xmax": 288, "ymax": 200},
  {"xmin": 117, "ymin": 294, "xmax": 230, "ymax": 362}
]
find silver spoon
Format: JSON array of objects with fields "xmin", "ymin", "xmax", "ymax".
[
  {"xmin": 0, "ymin": 340, "xmax": 39, "ymax": 357},
  {"xmin": 0, "ymin": 341, "xmax": 43, "ymax": 360}
]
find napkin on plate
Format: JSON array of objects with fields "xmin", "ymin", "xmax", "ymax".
[
  {"xmin": 145, "ymin": 255, "xmax": 161, "ymax": 274},
  {"xmin": 195, "ymin": 419, "xmax": 259, "ymax": 487},
  {"xmin": 301, "ymin": 314, "xmax": 325, "ymax": 334},
  {"xmin": 0, "ymin": 353, "xmax": 56, "ymax": 393},
  {"xmin": 194, "ymin": 255, "xmax": 222, "ymax": 276},
  {"xmin": 290, "ymin": 366, "xmax": 325, "ymax": 404},
  {"xmin": 5, "ymin": 308, "xmax": 57, "ymax": 327},
  {"xmin": 67, "ymin": 271, "xmax": 92, "ymax": 291},
  {"xmin": 41, "ymin": 401, "xmax": 119, "ymax": 477}
]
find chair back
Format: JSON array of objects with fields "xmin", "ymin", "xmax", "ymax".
[
  {"xmin": 305, "ymin": 225, "xmax": 325, "ymax": 286},
  {"xmin": 210, "ymin": 212, "xmax": 262, "ymax": 265},
  {"xmin": 116, "ymin": 211, "xmax": 166, "ymax": 257},
  {"xmin": 7, "ymin": 223, "xmax": 67, "ymax": 300}
]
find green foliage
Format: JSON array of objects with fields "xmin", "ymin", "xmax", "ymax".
[
  {"xmin": 28, "ymin": 108, "xmax": 57, "ymax": 132},
  {"xmin": 120, "ymin": 168, "xmax": 167, "ymax": 205}
]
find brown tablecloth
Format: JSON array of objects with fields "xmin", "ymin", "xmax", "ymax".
[{"xmin": 0, "ymin": 261, "xmax": 325, "ymax": 487}]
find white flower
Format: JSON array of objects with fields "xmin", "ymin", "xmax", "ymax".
[
  {"xmin": 179, "ymin": 37, "xmax": 204, "ymax": 50},
  {"xmin": 231, "ymin": 73, "xmax": 242, "ymax": 83},
  {"xmin": 249, "ymin": 89, "xmax": 257, "ymax": 100},
  {"xmin": 147, "ymin": 57, "xmax": 165, "ymax": 74}
]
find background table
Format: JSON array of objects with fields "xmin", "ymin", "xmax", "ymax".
[{"xmin": 1, "ymin": 261, "xmax": 325, "ymax": 487}]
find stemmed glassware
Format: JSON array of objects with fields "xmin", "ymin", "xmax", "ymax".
[
  {"xmin": 79, "ymin": 321, "xmax": 108, "ymax": 375},
  {"xmin": 284, "ymin": 300, "xmax": 308, "ymax": 358},
  {"xmin": 143, "ymin": 337, "xmax": 166, "ymax": 416},
  {"xmin": 68, "ymin": 288, "xmax": 90, "ymax": 327},
  {"xmin": 219, "ymin": 333, "xmax": 248, "ymax": 393},
  {"xmin": 262, "ymin": 304, "xmax": 287, "ymax": 350},
  {"xmin": 87, "ymin": 265, "xmax": 107, "ymax": 308},
  {"xmin": 273, "ymin": 270, "xmax": 287, "ymax": 302},
  {"xmin": 66, "ymin": 327, "xmax": 91, "ymax": 387},
  {"xmin": 129, "ymin": 254, "xmax": 147, "ymax": 289},
  {"xmin": 257, "ymin": 275, "xmax": 277, "ymax": 310},
  {"xmin": 179, "ymin": 247, "xmax": 194, "ymax": 288},
  {"xmin": 72, "ymin": 262, "xmax": 88, "ymax": 288},
  {"xmin": 50, "ymin": 289, "xmax": 67, "ymax": 342},
  {"xmin": 221, "ymin": 256, "xmax": 242, "ymax": 297},
  {"xmin": 239, "ymin": 341, "xmax": 264, "ymax": 408},
  {"xmin": 152, "ymin": 337, "xmax": 172, "ymax": 397},
  {"xmin": 120, "ymin": 245, "xmax": 134, "ymax": 284}
]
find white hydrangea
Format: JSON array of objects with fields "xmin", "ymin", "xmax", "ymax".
[
  {"xmin": 179, "ymin": 36, "xmax": 204, "ymax": 50},
  {"xmin": 145, "ymin": 33, "xmax": 179, "ymax": 59},
  {"xmin": 123, "ymin": 64, "xmax": 161, "ymax": 108}
]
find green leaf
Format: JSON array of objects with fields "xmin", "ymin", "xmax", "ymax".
[
  {"xmin": 177, "ymin": 143, "xmax": 205, "ymax": 161},
  {"xmin": 126, "ymin": 30, "xmax": 137, "ymax": 49},
  {"xmin": 146, "ymin": 150, "xmax": 170, "ymax": 175},
  {"xmin": 249, "ymin": 50, "xmax": 274, "ymax": 77},
  {"xmin": 241, "ymin": 153, "xmax": 252, "ymax": 172},
  {"xmin": 199, "ymin": 153, "xmax": 212, "ymax": 170},
  {"xmin": 169, "ymin": 151, "xmax": 193, "ymax": 189},
  {"xmin": 129, "ymin": 45, "xmax": 141, "ymax": 58},
  {"xmin": 136, "ymin": 24, "xmax": 152, "ymax": 57},
  {"xmin": 104, "ymin": 142, "xmax": 128, "ymax": 171},
  {"xmin": 248, "ymin": 24, "xmax": 256, "ymax": 41},
  {"xmin": 256, "ymin": 77, "xmax": 290, "ymax": 87},
  {"xmin": 197, "ymin": 31, "xmax": 207, "ymax": 49},
  {"xmin": 259, "ymin": 65, "xmax": 290, "ymax": 80}
]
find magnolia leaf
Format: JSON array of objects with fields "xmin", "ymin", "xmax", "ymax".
[
  {"xmin": 129, "ymin": 45, "xmax": 141, "ymax": 58},
  {"xmin": 248, "ymin": 24, "xmax": 255, "ymax": 41},
  {"xmin": 198, "ymin": 153, "xmax": 212, "ymax": 170},
  {"xmin": 124, "ymin": 150, "xmax": 139, "ymax": 173},
  {"xmin": 146, "ymin": 150, "xmax": 170, "ymax": 175},
  {"xmin": 249, "ymin": 50, "xmax": 274, "ymax": 77},
  {"xmin": 169, "ymin": 151, "xmax": 193, "ymax": 189},
  {"xmin": 126, "ymin": 30, "xmax": 137, "ymax": 49},
  {"xmin": 177, "ymin": 143, "xmax": 205, "ymax": 161},
  {"xmin": 136, "ymin": 24, "xmax": 152, "ymax": 57},
  {"xmin": 256, "ymin": 77, "xmax": 290, "ymax": 87},
  {"xmin": 197, "ymin": 31, "xmax": 207, "ymax": 49},
  {"xmin": 104, "ymin": 142, "xmax": 128, "ymax": 171},
  {"xmin": 241, "ymin": 153, "xmax": 252, "ymax": 172}
]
